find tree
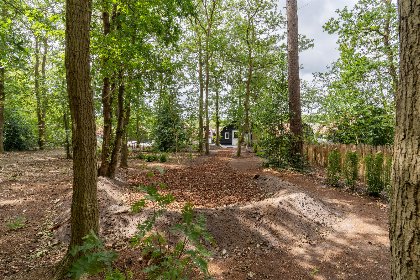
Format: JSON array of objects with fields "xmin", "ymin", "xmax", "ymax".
[
  {"xmin": 389, "ymin": 1, "xmax": 420, "ymax": 278},
  {"xmin": 53, "ymin": 0, "xmax": 99, "ymax": 278},
  {"xmin": 312, "ymin": 0, "xmax": 398, "ymax": 146},
  {"xmin": 287, "ymin": 0, "xmax": 303, "ymax": 165}
]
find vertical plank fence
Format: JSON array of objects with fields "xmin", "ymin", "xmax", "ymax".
[{"xmin": 303, "ymin": 143, "xmax": 393, "ymax": 182}]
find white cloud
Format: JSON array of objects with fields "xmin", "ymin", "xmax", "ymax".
[{"xmin": 295, "ymin": 0, "xmax": 358, "ymax": 82}]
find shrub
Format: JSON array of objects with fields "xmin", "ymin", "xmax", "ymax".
[
  {"xmin": 253, "ymin": 143, "xmax": 258, "ymax": 153},
  {"xmin": 146, "ymin": 154, "xmax": 158, "ymax": 162},
  {"xmin": 326, "ymin": 149, "xmax": 341, "ymax": 187},
  {"xmin": 137, "ymin": 153, "xmax": 147, "ymax": 160},
  {"xmin": 67, "ymin": 230, "xmax": 131, "ymax": 280},
  {"xmin": 131, "ymin": 173, "xmax": 215, "ymax": 280},
  {"xmin": 159, "ymin": 153, "xmax": 168, "ymax": 163},
  {"xmin": 343, "ymin": 151, "xmax": 359, "ymax": 190},
  {"xmin": 365, "ymin": 152, "xmax": 385, "ymax": 196},
  {"xmin": 4, "ymin": 111, "xmax": 36, "ymax": 151}
]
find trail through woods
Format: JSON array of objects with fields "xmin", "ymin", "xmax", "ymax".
[{"xmin": 0, "ymin": 149, "xmax": 390, "ymax": 279}]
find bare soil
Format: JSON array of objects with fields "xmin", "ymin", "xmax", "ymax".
[{"xmin": 0, "ymin": 148, "xmax": 390, "ymax": 279}]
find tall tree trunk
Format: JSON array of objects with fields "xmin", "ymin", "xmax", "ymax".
[
  {"xmin": 215, "ymin": 75, "xmax": 220, "ymax": 146},
  {"xmin": 53, "ymin": 0, "xmax": 98, "ymax": 278},
  {"xmin": 287, "ymin": 0, "xmax": 303, "ymax": 166},
  {"xmin": 390, "ymin": 2, "xmax": 420, "ymax": 279},
  {"xmin": 198, "ymin": 34, "xmax": 204, "ymax": 154},
  {"xmin": 0, "ymin": 8, "xmax": 5, "ymax": 153},
  {"xmin": 204, "ymin": 41, "xmax": 210, "ymax": 155},
  {"xmin": 0, "ymin": 64, "xmax": 4, "ymax": 153},
  {"xmin": 34, "ymin": 37, "xmax": 41, "ymax": 149},
  {"xmin": 120, "ymin": 101, "xmax": 130, "ymax": 168},
  {"xmin": 39, "ymin": 37, "xmax": 47, "ymax": 149},
  {"xmin": 107, "ymin": 72, "xmax": 125, "ymax": 178},
  {"xmin": 98, "ymin": 7, "xmax": 112, "ymax": 177},
  {"xmin": 383, "ymin": 0, "xmax": 398, "ymax": 98},
  {"xmin": 236, "ymin": 25, "xmax": 254, "ymax": 157},
  {"xmin": 35, "ymin": 37, "xmax": 48, "ymax": 150},
  {"xmin": 63, "ymin": 102, "xmax": 72, "ymax": 159}
]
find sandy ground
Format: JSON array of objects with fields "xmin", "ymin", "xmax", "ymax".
[{"xmin": 0, "ymin": 148, "xmax": 390, "ymax": 279}]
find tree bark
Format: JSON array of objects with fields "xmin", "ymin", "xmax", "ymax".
[
  {"xmin": 215, "ymin": 75, "xmax": 220, "ymax": 146},
  {"xmin": 0, "ymin": 64, "xmax": 4, "ymax": 153},
  {"xmin": 98, "ymin": 7, "xmax": 113, "ymax": 177},
  {"xmin": 120, "ymin": 101, "xmax": 130, "ymax": 168},
  {"xmin": 287, "ymin": 0, "xmax": 303, "ymax": 165},
  {"xmin": 63, "ymin": 102, "xmax": 72, "ymax": 159},
  {"xmin": 383, "ymin": 0, "xmax": 398, "ymax": 98},
  {"xmin": 390, "ymin": 2, "xmax": 420, "ymax": 279},
  {"xmin": 198, "ymin": 33, "xmax": 204, "ymax": 154},
  {"xmin": 54, "ymin": 0, "xmax": 98, "ymax": 278},
  {"xmin": 107, "ymin": 72, "xmax": 125, "ymax": 178}
]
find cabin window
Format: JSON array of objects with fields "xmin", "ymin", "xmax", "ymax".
[{"xmin": 225, "ymin": 132, "xmax": 229, "ymax": 139}]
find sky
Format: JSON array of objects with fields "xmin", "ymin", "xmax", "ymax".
[{"xmin": 295, "ymin": 0, "xmax": 358, "ymax": 82}]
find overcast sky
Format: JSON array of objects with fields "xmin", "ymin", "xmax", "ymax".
[{"xmin": 295, "ymin": 0, "xmax": 358, "ymax": 82}]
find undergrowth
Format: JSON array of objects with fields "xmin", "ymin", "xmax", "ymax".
[{"xmin": 68, "ymin": 169, "xmax": 215, "ymax": 280}]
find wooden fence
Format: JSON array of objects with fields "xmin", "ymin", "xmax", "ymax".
[{"xmin": 303, "ymin": 143, "xmax": 393, "ymax": 182}]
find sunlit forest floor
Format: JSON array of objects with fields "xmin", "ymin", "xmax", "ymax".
[{"xmin": 0, "ymin": 148, "xmax": 390, "ymax": 279}]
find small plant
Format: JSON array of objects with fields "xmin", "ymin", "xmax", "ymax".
[
  {"xmin": 253, "ymin": 143, "xmax": 258, "ymax": 153},
  {"xmin": 326, "ymin": 149, "xmax": 342, "ymax": 187},
  {"xmin": 67, "ymin": 230, "xmax": 132, "ymax": 280},
  {"xmin": 5, "ymin": 217, "xmax": 26, "ymax": 229},
  {"xmin": 137, "ymin": 153, "xmax": 147, "ymax": 160},
  {"xmin": 365, "ymin": 152, "xmax": 384, "ymax": 196},
  {"xmin": 131, "ymin": 175, "xmax": 215, "ymax": 280},
  {"xmin": 343, "ymin": 151, "xmax": 359, "ymax": 190},
  {"xmin": 159, "ymin": 153, "xmax": 168, "ymax": 163},
  {"xmin": 149, "ymin": 154, "xmax": 159, "ymax": 162}
]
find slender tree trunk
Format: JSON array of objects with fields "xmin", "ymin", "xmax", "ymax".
[
  {"xmin": 204, "ymin": 42, "xmax": 210, "ymax": 155},
  {"xmin": 287, "ymin": 0, "xmax": 303, "ymax": 165},
  {"xmin": 98, "ymin": 7, "xmax": 113, "ymax": 176},
  {"xmin": 0, "ymin": 8, "xmax": 6, "ymax": 153},
  {"xmin": 383, "ymin": 0, "xmax": 398, "ymax": 98},
  {"xmin": 390, "ymin": 2, "xmax": 420, "ymax": 278},
  {"xmin": 107, "ymin": 72, "xmax": 125, "ymax": 178},
  {"xmin": 34, "ymin": 37, "xmax": 42, "ymax": 149},
  {"xmin": 63, "ymin": 103, "xmax": 72, "ymax": 159},
  {"xmin": 236, "ymin": 27, "xmax": 254, "ymax": 157},
  {"xmin": 120, "ymin": 101, "xmax": 130, "ymax": 168},
  {"xmin": 215, "ymin": 76, "xmax": 220, "ymax": 146},
  {"xmin": 39, "ymin": 37, "xmax": 48, "ymax": 149},
  {"xmin": 0, "ymin": 64, "xmax": 4, "ymax": 153},
  {"xmin": 54, "ymin": 0, "xmax": 98, "ymax": 278},
  {"xmin": 198, "ymin": 34, "xmax": 204, "ymax": 154}
]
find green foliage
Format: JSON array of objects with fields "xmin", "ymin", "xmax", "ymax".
[
  {"xmin": 159, "ymin": 153, "xmax": 168, "ymax": 163},
  {"xmin": 67, "ymin": 230, "xmax": 132, "ymax": 280},
  {"xmin": 252, "ymin": 143, "xmax": 258, "ymax": 153},
  {"xmin": 153, "ymin": 94, "xmax": 188, "ymax": 153},
  {"xmin": 365, "ymin": 152, "xmax": 385, "ymax": 196},
  {"xmin": 4, "ymin": 111, "xmax": 36, "ymax": 151},
  {"xmin": 146, "ymin": 154, "xmax": 159, "ymax": 162},
  {"xmin": 131, "ymin": 179, "xmax": 215, "ymax": 280},
  {"xmin": 343, "ymin": 151, "xmax": 359, "ymax": 190},
  {"xmin": 383, "ymin": 155, "xmax": 392, "ymax": 197},
  {"xmin": 326, "ymin": 149, "xmax": 342, "ymax": 187},
  {"xmin": 137, "ymin": 153, "xmax": 147, "ymax": 160},
  {"xmin": 310, "ymin": 0, "xmax": 397, "ymax": 146},
  {"xmin": 5, "ymin": 217, "xmax": 26, "ymax": 229}
]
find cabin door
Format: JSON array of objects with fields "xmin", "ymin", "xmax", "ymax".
[{"xmin": 232, "ymin": 130, "xmax": 239, "ymax": 146}]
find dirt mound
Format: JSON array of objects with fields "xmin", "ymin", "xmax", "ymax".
[
  {"xmin": 199, "ymin": 175, "xmax": 340, "ymax": 255},
  {"xmin": 53, "ymin": 173, "xmax": 340, "ymax": 259}
]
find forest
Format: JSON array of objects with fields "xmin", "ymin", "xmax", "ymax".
[{"xmin": 0, "ymin": 0, "xmax": 419, "ymax": 279}]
